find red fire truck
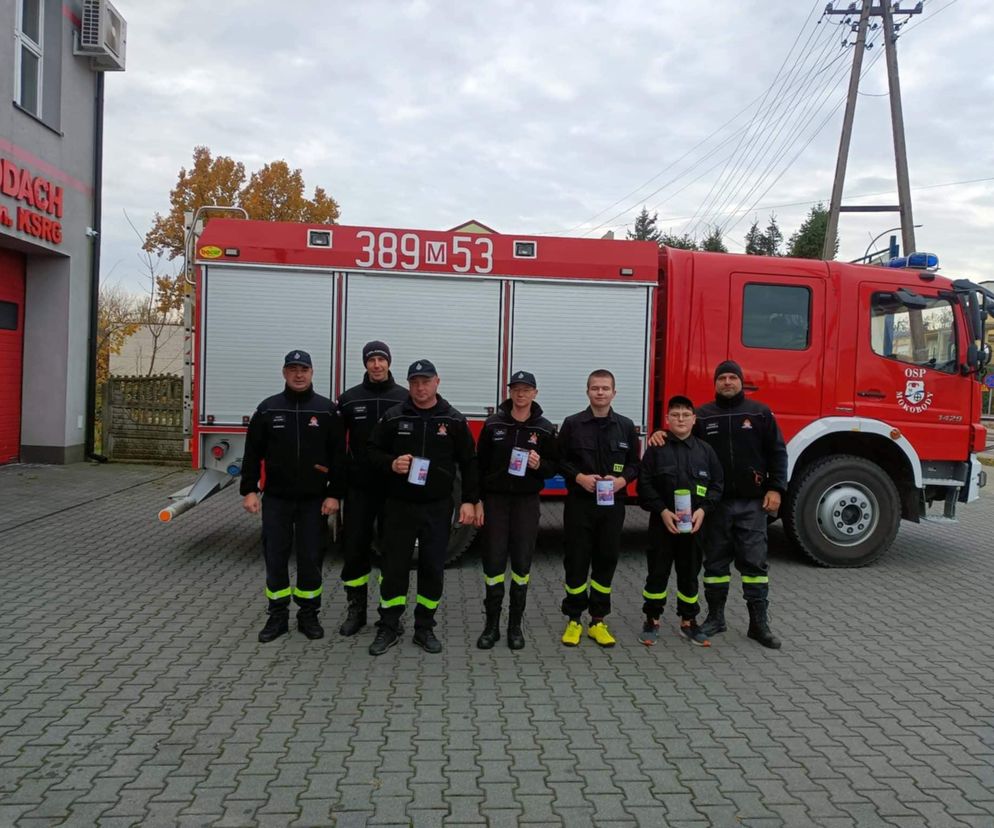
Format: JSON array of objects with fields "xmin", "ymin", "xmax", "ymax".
[{"xmin": 160, "ymin": 217, "xmax": 991, "ymax": 568}]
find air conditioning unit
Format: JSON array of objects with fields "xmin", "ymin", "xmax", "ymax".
[{"xmin": 73, "ymin": 0, "xmax": 127, "ymax": 71}]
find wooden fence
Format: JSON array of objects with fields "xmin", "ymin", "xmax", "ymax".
[{"xmin": 103, "ymin": 375, "xmax": 189, "ymax": 463}]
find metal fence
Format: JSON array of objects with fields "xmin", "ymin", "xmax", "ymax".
[{"xmin": 103, "ymin": 375, "xmax": 189, "ymax": 463}]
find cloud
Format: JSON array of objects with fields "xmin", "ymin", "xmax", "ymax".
[{"xmin": 101, "ymin": 0, "xmax": 994, "ymax": 285}]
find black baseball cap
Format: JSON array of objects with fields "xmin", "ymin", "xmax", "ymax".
[
  {"xmin": 284, "ymin": 349, "xmax": 313, "ymax": 368},
  {"xmin": 507, "ymin": 370, "xmax": 537, "ymax": 388},
  {"xmin": 667, "ymin": 394, "xmax": 695, "ymax": 411},
  {"xmin": 407, "ymin": 359, "xmax": 437, "ymax": 379}
]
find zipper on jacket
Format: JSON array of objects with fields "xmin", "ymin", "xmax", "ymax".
[{"xmin": 295, "ymin": 399, "xmax": 301, "ymax": 472}]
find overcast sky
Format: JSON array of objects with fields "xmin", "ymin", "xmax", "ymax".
[{"xmin": 100, "ymin": 0, "xmax": 993, "ymax": 292}]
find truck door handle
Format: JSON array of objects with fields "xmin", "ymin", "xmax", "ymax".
[
  {"xmin": 857, "ymin": 389, "xmax": 887, "ymax": 399},
  {"xmin": 743, "ymin": 384, "xmax": 759, "ymax": 392}
]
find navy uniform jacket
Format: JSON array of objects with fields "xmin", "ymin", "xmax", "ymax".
[
  {"xmin": 557, "ymin": 407, "xmax": 641, "ymax": 500},
  {"xmin": 477, "ymin": 400, "xmax": 557, "ymax": 496},
  {"xmin": 695, "ymin": 394, "xmax": 788, "ymax": 500},
  {"xmin": 639, "ymin": 433, "xmax": 724, "ymax": 515},
  {"xmin": 336, "ymin": 372, "xmax": 408, "ymax": 491},
  {"xmin": 367, "ymin": 394, "xmax": 480, "ymax": 504},
  {"xmin": 240, "ymin": 385, "xmax": 346, "ymax": 500}
]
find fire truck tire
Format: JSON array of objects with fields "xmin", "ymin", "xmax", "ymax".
[{"xmin": 785, "ymin": 455, "xmax": 900, "ymax": 568}]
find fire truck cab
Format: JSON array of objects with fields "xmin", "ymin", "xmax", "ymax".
[{"xmin": 656, "ymin": 247, "xmax": 990, "ymax": 566}]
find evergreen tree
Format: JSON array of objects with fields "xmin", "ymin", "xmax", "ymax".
[
  {"xmin": 764, "ymin": 213, "xmax": 784, "ymax": 257},
  {"xmin": 627, "ymin": 207, "xmax": 662, "ymax": 243},
  {"xmin": 699, "ymin": 225, "xmax": 728, "ymax": 253},
  {"xmin": 744, "ymin": 220, "xmax": 765, "ymax": 255},
  {"xmin": 659, "ymin": 232, "xmax": 697, "ymax": 251},
  {"xmin": 744, "ymin": 214, "xmax": 783, "ymax": 256},
  {"xmin": 787, "ymin": 203, "xmax": 838, "ymax": 259}
]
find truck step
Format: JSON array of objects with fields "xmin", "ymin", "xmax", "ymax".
[{"xmin": 920, "ymin": 515, "xmax": 959, "ymax": 525}]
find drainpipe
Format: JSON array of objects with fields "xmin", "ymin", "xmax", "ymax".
[{"xmin": 84, "ymin": 71, "xmax": 107, "ymax": 462}]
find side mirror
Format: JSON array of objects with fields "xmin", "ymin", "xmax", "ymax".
[{"xmin": 980, "ymin": 343, "xmax": 992, "ymax": 369}]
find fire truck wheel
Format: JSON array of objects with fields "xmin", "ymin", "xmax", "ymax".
[{"xmin": 785, "ymin": 455, "xmax": 900, "ymax": 568}]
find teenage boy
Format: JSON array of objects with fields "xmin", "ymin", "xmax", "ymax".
[
  {"xmin": 638, "ymin": 395, "xmax": 723, "ymax": 646},
  {"xmin": 557, "ymin": 369, "xmax": 640, "ymax": 647}
]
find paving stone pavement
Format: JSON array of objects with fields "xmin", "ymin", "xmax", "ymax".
[{"xmin": 0, "ymin": 461, "xmax": 993, "ymax": 828}]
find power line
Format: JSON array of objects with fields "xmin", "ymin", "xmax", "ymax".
[
  {"xmin": 562, "ymin": 175, "xmax": 994, "ymax": 237},
  {"xmin": 699, "ymin": 35, "xmax": 852, "ymax": 238},
  {"xmin": 570, "ymin": 0, "xmax": 826, "ymax": 238},
  {"xmin": 684, "ymin": 1, "xmax": 833, "ymax": 238},
  {"xmin": 716, "ymin": 45, "xmax": 861, "ymax": 237}
]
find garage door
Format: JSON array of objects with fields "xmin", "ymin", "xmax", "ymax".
[{"xmin": 0, "ymin": 249, "xmax": 25, "ymax": 464}]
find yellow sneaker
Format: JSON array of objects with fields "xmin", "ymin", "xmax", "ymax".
[
  {"xmin": 587, "ymin": 621, "xmax": 616, "ymax": 647},
  {"xmin": 561, "ymin": 620, "xmax": 582, "ymax": 646}
]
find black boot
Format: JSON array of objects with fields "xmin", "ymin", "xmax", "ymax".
[
  {"xmin": 258, "ymin": 607, "xmax": 289, "ymax": 643},
  {"xmin": 339, "ymin": 588, "xmax": 367, "ymax": 637},
  {"xmin": 698, "ymin": 589, "xmax": 728, "ymax": 637},
  {"xmin": 747, "ymin": 600, "xmax": 782, "ymax": 649},
  {"xmin": 506, "ymin": 611, "xmax": 525, "ymax": 650},
  {"xmin": 297, "ymin": 607, "xmax": 324, "ymax": 640},
  {"xmin": 369, "ymin": 623, "xmax": 400, "ymax": 656},
  {"xmin": 477, "ymin": 581, "xmax": 504, "ymax": 649},
  {"xmin": 507, "ymin": 582, "xmax": 528, "ymax": 650},
  {"xmin": 413, "ymin": 627, "xmax": 442, "ymax": 654},
  {"xmin": 476, "ymin": 611, "xmax": 501, "ymax": 649}
]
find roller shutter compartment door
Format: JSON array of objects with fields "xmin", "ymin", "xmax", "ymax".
[
  {"xmin": 509, "ymin": 282, "xmax": 652, "ymax": 429},
  {"xmin": 343, "ymin": 273, "xmax": 502, "ymax": 417},
  {"xmin": 0, "ymin": 250, "xmax": 26, "ymax": 464},
  {"xmin": 201, "ymin": 267, "xmax": 334, "ymax": 424}
]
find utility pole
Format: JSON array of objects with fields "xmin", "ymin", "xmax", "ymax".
[
  {"xmin": 823, "ymin": 1, "xmax": 872, "ymax": 260},
  {"xmin": 881, "ymin": 0, "xmax": 917, "ymax": 256},
  {"xmin": 822, "ymin": 1, "xmax": 923, "ymax": 261}
]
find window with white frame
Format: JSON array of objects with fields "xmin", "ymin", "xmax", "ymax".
[{"xmin": 15, "ymin": 0, "xmax": 44, "ymax": 116}]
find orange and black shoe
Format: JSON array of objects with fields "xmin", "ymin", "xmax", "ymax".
[
  {"xmin": 639, "ymin": 618, "xmax": 660, "ymax": 646},
  {"xmin": 680, "ymin": 619, "xmax": 711, "ymax": 647}
]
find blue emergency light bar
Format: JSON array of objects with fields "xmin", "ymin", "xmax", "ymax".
[{"xmin": 886, "ymin": 252, "xmax": 939, "ymax": 270}]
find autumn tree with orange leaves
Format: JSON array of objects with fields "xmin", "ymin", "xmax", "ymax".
[{"xmin": 143, "ymin": 147, "xmax": 341, "ymax": 311}]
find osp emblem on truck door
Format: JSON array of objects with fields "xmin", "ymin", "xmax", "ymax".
[{"xmin": 896, "ymin": 369, "xmax": 934, "ymax": 413}]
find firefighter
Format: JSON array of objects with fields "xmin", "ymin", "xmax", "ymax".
[
  {"xmin": 638, "ymin": 395, "xmax": 724, "ymax": 646},
  {"xmin": 685, "ymin": 360, "xmax": 787, "ymax": 649},
  {"xmin": 334, "ymin": 341, "xmax": 408, "ymax": 637},
  {"xmin": 475, "ymin": 370, "xmax": 557, "ymax": 651},
  {"xmin": 241, "ymin": 350, "xmax": 345, "ymax": 643},
  {"xmin": 366, "ymin": 359, "xmax": 480, "ymax": 655},
  {"xmin": 557, "ymin": 369, "xmax": 640, "ymax": 647}
]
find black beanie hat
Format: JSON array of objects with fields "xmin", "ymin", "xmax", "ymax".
[
  {"xmin": 713, "ymin": 360, "xmax": 744, "ymax": 382},
  {"xmin": 362, "ymin": 340, "xmax": 391, "ymax": 365}
]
